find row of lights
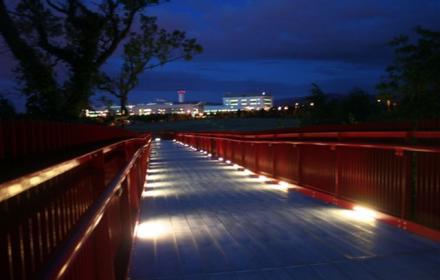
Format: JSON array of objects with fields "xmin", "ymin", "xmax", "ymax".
[
  {"xmin": 134, "ymin": 139, "xmax": 379, "ymax": 241},
  {"xmin": 173, "ymin": 139, "xmax": 379, "ymax": 223},
  {"xmin": 173, "ymin": 140, "xmax": 292, "ymax": 192}
]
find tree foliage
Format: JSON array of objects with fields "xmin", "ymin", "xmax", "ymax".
[
  {"xmin": 0, "ymin": 0, "xmax": 171, "ymax": 118},
  {"xmin": 377, "ymin": 27, "xmax": 440, "ymax": 119},
  {"xmin": 299, "ymin": 84, "xmax": 378, "ymax": 125},
  {"xmin": 98, "ymin": 15, "xmax": 202, "ymax": 115},
  {"xmin": 0, "ymin": 95, "xmax": 16, "ymax": 118}
]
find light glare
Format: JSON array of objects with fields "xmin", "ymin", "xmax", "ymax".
[
  {"xmin": 258, "ymin": 175, "xmax": 268, "ymax": 182},
  {"xmin": 136, "ymin": 221, "xmax": 170, "ymax": 239},
  {"xmin": 278, "ymin": 181, "xmax": 290, "ymax": 187},
  {"xmin": 353, "ymin": 206, "xmax": 377, "ymax": 219}
]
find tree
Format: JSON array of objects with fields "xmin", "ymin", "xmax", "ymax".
[
  {"xmin": 0, "ymin": 0, "xmax": 169, "ymax": 118},
  {"xmin": 377, "ymin": 27, "xmax": 440, "ymax": 120},
  {"xmin": 342, "ymin": 88, "xmax": 373, "ymax": 123},
  {"xmin": 301, "ymin": 83, "xmax": 333, "ymax": 124},
  {"xmin": 0, "ymin": 95, "xmax": 16, "ymax": 118},
  {"xmin": 98, "ymin": 16, "xmax": 202, "ymax": 116}
]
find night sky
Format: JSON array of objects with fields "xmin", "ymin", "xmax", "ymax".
[{"xmin": 1, "ymin": 0, "xmax": 440, "ymax": 109}]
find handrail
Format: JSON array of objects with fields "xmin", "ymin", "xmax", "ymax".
[
  {"xmin": 179, "ymin": 130, "xmax": 440, "ymax": 140},
  {"xmin": 178, "ymin": 133, "xmax": 440, "ymax": 154},
  {"xmin": 0, "ymin": 136, "xmax": 147, "ymax": 203},
  {"xmin": 43, "ymin": 138, "xmax": 152, "ymax": 279}
]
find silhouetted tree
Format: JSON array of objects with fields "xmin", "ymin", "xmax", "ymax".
[
  {"xmin": 342, "ymin": 88, "xmax": 373, "ymax": 123},
  {"xmin": 97, "ymin": 16, "xmax": 202, "ymax": 116},
  {"xmin": 377, "ymin": 26, "xmax": 440, "ymax": 120},
  {"xmin": 0, "ymin": 0, "xmax": 177, "ymax": 118},
  {"xmin": 0, "ymin": 95, "xmax": 16, "ymax": 118},
  {"xmin": 300, "ymin": 83, "xmax": 334, "ymax": 124}
]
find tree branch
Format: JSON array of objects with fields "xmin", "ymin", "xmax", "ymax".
[{"xmin": 46, "ymin": 0, "xmax": 68, "ymax": 14}]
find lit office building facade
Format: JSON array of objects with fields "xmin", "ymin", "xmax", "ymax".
[{"xmin": 223, "ymin": 92, "xmax": 273, "ymax": 111}]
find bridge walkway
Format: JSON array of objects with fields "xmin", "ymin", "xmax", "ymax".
[{"xmin": 129, "ymin": 141, "xmax": 440, "ymax": 280}]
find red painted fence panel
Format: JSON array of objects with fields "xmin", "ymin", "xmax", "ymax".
[
  {"xmin": 0, "ymin": 122, "xmax": 151, "ymax": 280},
  {"xmin": 176, "ymin": 130, "xmax": 440, "ymax": 239}
]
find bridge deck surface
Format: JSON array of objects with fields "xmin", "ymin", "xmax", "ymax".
[{"xmin": 129, "ymin": 141, "xmax": 440, "ymax": 280}]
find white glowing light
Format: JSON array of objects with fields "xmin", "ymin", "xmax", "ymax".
[
  {"xmin": 218, "ymin": 157, "xmax": 224, "ymax": 161},
  {"xmin": 184, "ymin": 144, "xmax": 189, "ymax": 147},
  {"xmin": 155, "ymin": 138, "xmax": 161, "ymax": 142},
  {"xmin": 208, "ymin": 153, "xmax": 212, "ymax": 157},
  {"xmin": 233, "ymin": 164, "xmax": 240, "ymax": 168},
  {"xmin": 243, "ymin": 169, "xmax": 253, "ymax": 175},
  {"xmin": 353, "ymin": 206, "xmax": 377, "ymax": 219},
  {"xmin": 258, "ymin": 175, "xmax": 268, "ymax": 182},
  {"xmin": 339, "ymin": 206, "xmax": 377, "ymax": 223},
  {"xmin": 142, "ymin": 189, "xmax": 172, "ymax": 198},
  {"xmin": 136, "ymin": 221, "xmax": 170, "ymax": 239},
  {"xmin": 225, "ymin": 160, "xmax": 232, "ymax": 164},
  {"xmin": 204, "ymin": 151, "xmax": 208, "ymax": 154},
  {"xmin": 266, "ymin": 184, "xmax": 289, "ymax": 193},
  {"xmin": 278, "ymin": 181, "xmax": 290, "ymax": 187}
]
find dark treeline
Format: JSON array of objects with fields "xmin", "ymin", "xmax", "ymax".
[{"xmin": 0, "ymin": 0, "xmax": 200, "ymax": 120}]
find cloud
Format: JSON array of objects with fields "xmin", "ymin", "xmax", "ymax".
[{"xmin": 151, "ymin": 0, "xmax": 440, "ymax": 63}]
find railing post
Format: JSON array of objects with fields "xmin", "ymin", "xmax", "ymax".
[
  {"xmin": 93, "ymin": 212, "xmax": 116, "ymax": 280},
  {"xmin": 297, "ymin": 144, "xmax": 302, "ymax": 185},
  {"xmin": 254, "ymin": 143, "xmax": 259, "ymax": 173},
  {"xmin": 270, "ymin": 143, "xmax": 276, "ymax": 178},
  {"xmin": 334, "ymin": 145, "xmax": 340, "ymax": 198},
  {"xmin": 400, "ymin": 150, "xmax": 415, "ymax": 225},
  {"xmin": 90, "ymin": 151, "xmax": 116, "ymax": 280}
]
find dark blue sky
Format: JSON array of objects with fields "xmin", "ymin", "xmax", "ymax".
[{"xmin": 1, "ymin": 0, "xmax": 440, "ymax": 108}]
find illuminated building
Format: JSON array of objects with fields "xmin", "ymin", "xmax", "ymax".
[{"xmin": 223, "ymin": 92, "xmax": 273, "ymax": 111}]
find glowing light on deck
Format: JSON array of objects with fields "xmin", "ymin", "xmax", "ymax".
[
  {"xmin": 208, "ymin": 153, "xmax": 212, "ymax": 157},
  {"xmin": 225, "ymin": 160, "xmax": 231, "ymax": 164},
  {"xmin": 266, "ymin": 184, "xmax": 289, "ymax": 193},
  {"xmin": 155, "ymin": 138, "xmax": 161, "ymax": 142},
  {"xmin": 278, "ymin": 181, "xmax": 290, "ymax": 188},
  {"xmin": 218, "ymin": 157, "xmax": 224, "ymax": 161},
  {"xmin": 142, "ymin": 189, "xmax": 172, "ymax": 198},
  {"xmin": 243, "ymin": 169, "xmax": 253, "ymax": 175},
  {"xmin": 135, "ymin": 221, "xmax": 170, "ymax": 239},
  {"xmin": 353, "ymin": 206, "xmax": 377, "ymax": 219},
  {"xmin": 258, "ymin": 175, "xmax": 268, "ymax": 182},
  {"xmin": 339, "ymin": 206, "xmax": 377, "ymax": 223}
]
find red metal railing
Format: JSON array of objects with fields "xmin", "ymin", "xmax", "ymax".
[
  {"xmin": 0, "ymin": 133, "xmax": 151, "ymax": 279},
  {"xmin": 176, "ymin": 131, "xmax": 440, "ymax": 240},
  {"xmin": 0, "ymin": 120, "xmax": 138, "ymax": 161}
]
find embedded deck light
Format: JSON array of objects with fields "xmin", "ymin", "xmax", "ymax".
[
  {"xmin": 225, "ymin": 160, "xmax": 231, "ymax": 164},
  {"xmin": 218, "ymin": 157, "xmax": 224, "ymax": 161},
  {"xmin": 353, "ymin": 206, "xmax": 377, "ymax": 219},
  {"xmin": 278, "ymin": 181, "xmax": 290, "ymax": 187},
  {"xmin": 243, "ymin": 169, "xmax": 253, "ymax": 175},
  {"xmin": 258, "ymin": 175, "xmax": 268, "ymax": 181},
  {"xmin": 155, "ymin": 138, "xmax": 161, "ymax": 142},
  {"xmin": 135, "ymin": 221, "xmax": 170, "ymax": 239}
]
